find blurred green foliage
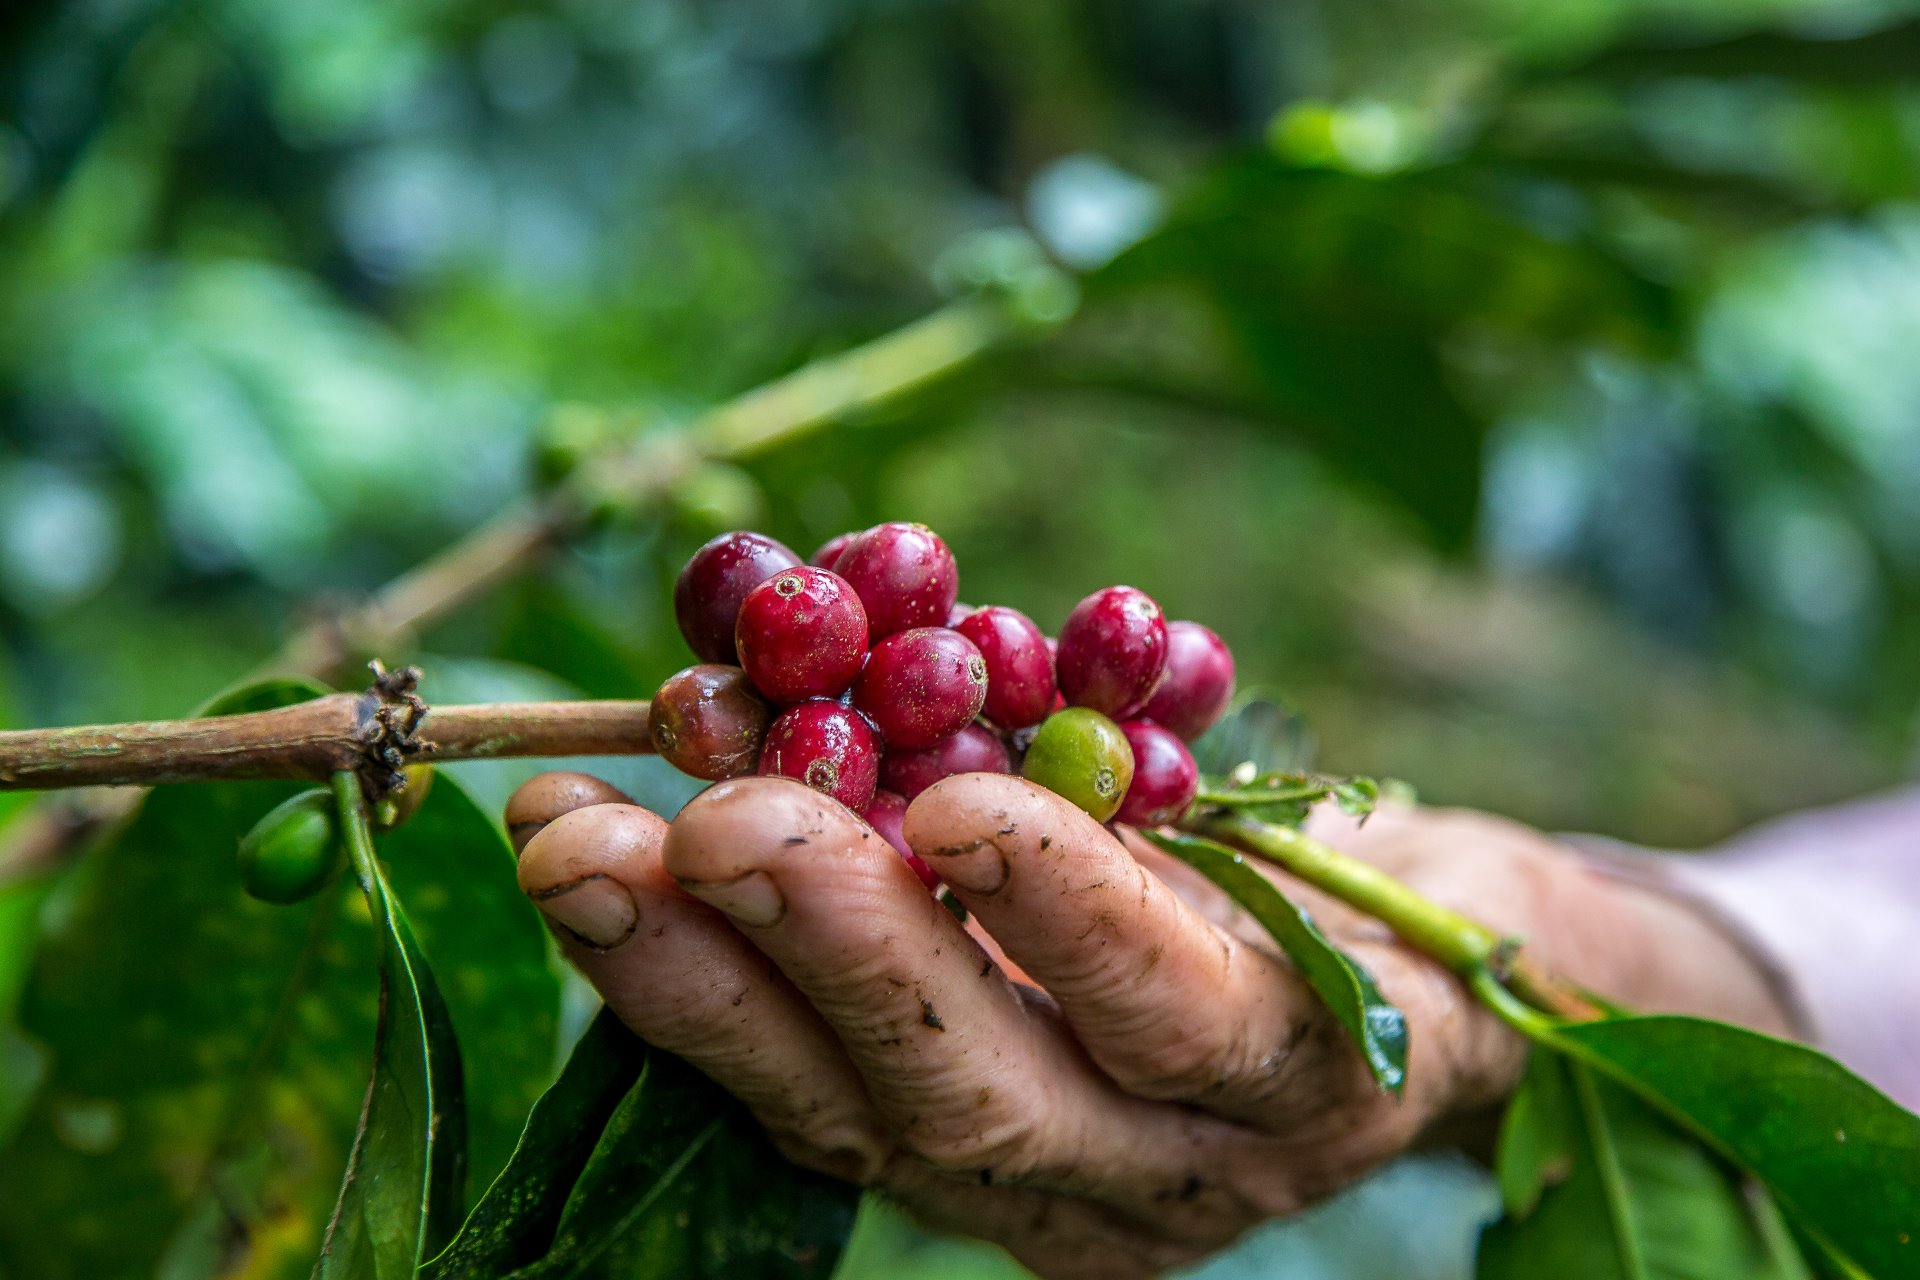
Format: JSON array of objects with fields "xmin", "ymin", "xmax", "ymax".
[
  {"xmin": 5, "ymin": 0, "xmax": 1920, "ymax": 1276},
  {"xmin": 4, "ymin": 0, "xmax": 1917, "ymax": 843}
]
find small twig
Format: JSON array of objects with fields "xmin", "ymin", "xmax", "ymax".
[{"xmin": 0, "ymin": 683, "xmax": 655, "ymax": 794}]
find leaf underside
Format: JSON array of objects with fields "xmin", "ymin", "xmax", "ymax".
[
  {"xmin": 427, "ymin": 1007, "xmax": 858, "ymax": 1280},
  {"xmin": 1481, "ymin": 1049, "xmax": 1814, "ymax": 1280},
  {"xmin": 1547, "ymin": 1017, "xmax": 1920, "ymax": 1279},
  {"xmin": 314, "ymin": 777, "xmax": 468, "ymax": 1280}
]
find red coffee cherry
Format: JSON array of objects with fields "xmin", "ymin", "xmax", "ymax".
[
  {"xmin": 673, "ymin": 531, "xmax": 802, "ymax": 664},
  {"xmin": 1055, "ymin": 586, "xmax": 1170, "ymax": 720},
  {"xmin": 1141, "ymin": 621, "xmax": 1236, "ymax": 741},
  {"xmin": 1114, "ymin": 720, "xmax": 1199, "ymax": 826},
  {"xmin": 758, "ymin": 700, "xmax": 880, "ymax": 811},
  {"xmin": 946, "ymin": 602, "xmax": 975, "ymax": 626},
  {"xmin": 852, "ymin": 627, "xmax": 987, "ymax": 748},
  {"xmin": 955, "ymin": 605, "xmax": 1055, "ymax": 730},
  {"xmin": 833, "ymin": 521, "xmax": 958, "ymax": 639},
  {"xmin": 735, "ymin": 567, "xmax": 869, "ymax": 703},
  {"xmin": 863, "ymin": 788, "xmax": 940, "ymax": 890},
  {"xmin": 879, "ymin": 722, "xmax": 1011, "ymax": 800},
  {"xmin": 810, "ymin": 531, "xmax": 858, "ymax": 569},
  {"xmin": 647, "ymin": 664, "xmax": 772, "ymax": 780}
]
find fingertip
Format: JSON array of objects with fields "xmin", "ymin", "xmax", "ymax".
[
  {"xmin": 904, "ymin": 772, "xmax": 1118, "ymax": 893},
  {"xmin": 663, "ymin": 775, "xmax": 874, "ymax": 885},
  {"xmin": 517, "ymin": 802, "xmax": 669, "ymax": 897},
  {"xmin": 505, "ymin": 770, "xmax": 634, "ymax": 855}
]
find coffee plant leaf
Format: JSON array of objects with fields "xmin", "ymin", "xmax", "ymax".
[
  {"xmin": 1142, "ymin": 830, "xmax": 1408, "ymax": 1093},
  {"xmin": 1479, "ymin": 1052, "xmax": 1811, "ymax": 1280},
  {"xmin": 0, "ymin": 678, "xmax": 371, "ymax": 1280},
  {"xmin": 425, "ymin": 1007, "xmax": 856, "ymax": 1279},
  {"xmin": 1545, "ymin": 1016, "xmax": 1920, "ymax": 1279},
  {"xmin": 423, "ymin": 1009, "xmax": 648, "ymax": 1277},
  {"xmin": 556, "ymin": 1041, "xmax": 856, "ymax": 1280},
  {"xmin": 1494, "ymin": 1046, "xmax": 1577, "ymax": 1217},
  {"xmin": 372, "ymin": 769, "xmax": 561, "ymax": 1195},
  {"xmin": 1190, "ymin": 694, "xmax": 1315, "ymax": 782},
  {"xmin": 314, "ymin": 779, "xmax": 468, "ymax": 1280}
]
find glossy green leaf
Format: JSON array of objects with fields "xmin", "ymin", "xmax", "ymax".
[
  {"xmin": 1480, "ymin": 1053, "xmax": 1810, "ymax": 1280},
  {"xmin": 425, "ymin": 1008, "xmax": 857, "ymax": 1279},
  {"xmin": 561, "ymin": 1044, "xmax": 856, "ymax": 1280},
  {"xmin": 1189, "ymin": 694, "xmax": 1315, "ymax": 780},
  {"xmin": 1141, "ymin": 830, "xmax": 1407, "ymax": 1093},
  {"xmin": 1549, "ymin": 1017, "xmax": 1920, "ymax": 1279},
  {"xmin": 313, "ymin": 773, "xmax": 467, "ymax": 1280},
  {"xmin": 372, "ymin": 767, "xmax": 561, "ymax": 1197},
  {"xmin": 424, "ymin": 1010, "xmax": 648, "ymax": 1278},
  {"xmin": 1494, "ymin": 1046, "xmax": 1576, "ymax": 1217}
]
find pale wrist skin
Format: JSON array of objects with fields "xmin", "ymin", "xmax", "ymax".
[{"xmin": 505, "ymin": 773, "xmax": 1796, "ymax": 1280}]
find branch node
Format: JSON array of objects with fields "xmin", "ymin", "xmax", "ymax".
[{"xmin": 357, "ymin": 661, "xmax": 432, "ymax": 798}]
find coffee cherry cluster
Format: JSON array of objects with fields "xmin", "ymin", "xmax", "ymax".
[{"xmin": 650, "ymin": 523, "xmax": 1235, "ymax": 884}]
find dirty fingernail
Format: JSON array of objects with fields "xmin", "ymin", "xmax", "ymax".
[
  {"xmin": 923, "ymin": 839, "xmax": 1009, "ymax": 895},
  {"xmin": 679, "ymin": 869, "xmax": 787, "ymax": 927},
  {"xmin": 531, "ymin": 874, "xmax": 638, "ymax": 949}
]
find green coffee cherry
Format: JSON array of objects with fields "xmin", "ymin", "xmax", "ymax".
[
  {"xmin": 238, "ymin": 790, "xmax": 344, "ymax": 904},
  {"xmin": 1020, "ymin": 707, "xmax": 1135, "ymax": 823},
  {"xmin": 372, "ymin": 764, "xmax": 435, "ymax": 831}
]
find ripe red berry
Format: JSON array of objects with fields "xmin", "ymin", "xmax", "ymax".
[
  {"xmin": 1141, "ymin": 621, "xmax": 1236, "ymax": 741},
  {"xmin": 674, "ymin": 531, "xmax": 802, "ymax": 664},
  {"xmin": 1055, "ymin": 586, "xmax": 1170, "ymax": 720},
  {"xmin": 863, "ymin": 789, "xmax": 940, "ymax": 890},
  {"xmin": 810, "ymin": 531, "xmax": 858, "ymax": 569},
  {"xmin": 852, "ymin": 627, "xmax": 987, "ymax": 748},
  {"xmin": 833, "ymin": 521, "xmax": 958, "ymax": 639},
  {"xmin": 1114, "ymin": 720, "xmax": 1199, "ymax": 826},
  {"xmin": 735, "ymin": 567, "xmax": 869, "ymax": 703},
  {"xmin": 648, "ymin": 664, "xmax": 772, "ymax": 780},
  {"xmin": 955, "ymin": 605, "xmax": 1055, "ymax": 730},
  {"xmin": 880, "ymin": 722, "xmax": 1011, "ymax": 800},
  {"xmin": 758, "ymin": 700, "xmax": 880, "ymax": 811},
  {"xmin": 946, "ymin": 602, "xmax": 975, "ymax": 626}
]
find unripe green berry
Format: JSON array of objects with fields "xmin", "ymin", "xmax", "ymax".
[
  {"xmin": 1020, "ymin": 707, "xmax": 1135, "ymax": 823},
  {"xmin": 238, "ymin": 790, "xmax": 344, "ymax": 904},
  {"xmin": 372, "ymin": 765, "xmax": 434, "ymax": 831}
]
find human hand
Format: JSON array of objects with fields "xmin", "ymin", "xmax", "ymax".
[{"xmin": 506, "ymin": 772, "xmax": 1791, "ymax": 1279}]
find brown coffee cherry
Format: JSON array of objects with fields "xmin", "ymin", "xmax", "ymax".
[{"xmin": 648, "ymin": 664, "xmax": 774, "ymax": 781}]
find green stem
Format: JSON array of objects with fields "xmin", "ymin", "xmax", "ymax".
[
  {"xmin": 1192, "ymin": 784, "xmax": 1336, "ymax": 807},
  {"xmin": 688, "ymin": 300, "xmax": 1012, "ymax": 460},
  {"xmin": 1469, "ymin": 966, "xmax": 1565, "ymax": 1040},
  {"xmin": 332, "ymin": 771, "xmax": 380, "ymax": 890},
  {"xmin": 1190, "ymin": 809, "xmax": 1603, "ymax": 1022},
  {"xmin": 1190, "ymin": 809, "xmax": 1504, "ymax": 974}
]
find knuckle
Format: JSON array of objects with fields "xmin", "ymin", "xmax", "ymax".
[
  {"xmin": 899, "ymin": 1093, "xmax": 1050, "ymax": 1178},
  {"xmin": 766, "ymin": 1121, "xmax": 890, "ymax": 1186},
  {"xmin": 1098, "ymin": 948, "xmax": 1303, "ymax": 1105},
  {"xmin": 1102, "ymin": 1022, "xmax": 1247, "ymax": 1100}
]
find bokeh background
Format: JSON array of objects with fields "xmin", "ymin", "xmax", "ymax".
[{"xmin": 3, "ymin": 0, "xmax": 1919, "ymax": 1277}]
